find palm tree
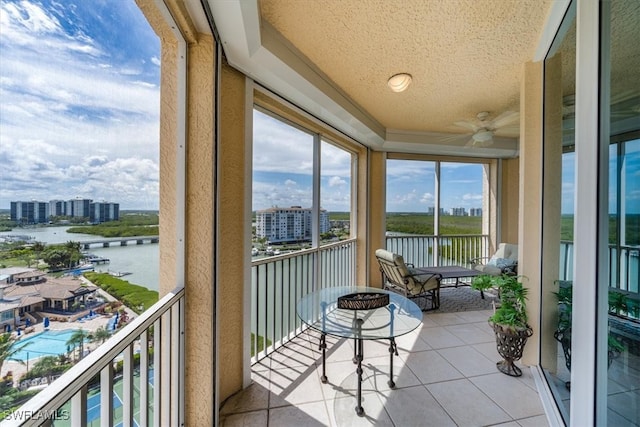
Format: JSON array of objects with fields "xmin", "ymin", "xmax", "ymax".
[
  {"xmin": 0, "ymin": 332, "xmax": 29, "ymax": 371},
  {"xmin": 66, "ymin": 330, "xmax": 89, "ymax": 362},
  {"xmin": 30, "ymin": 355, "xmax": 60, "ymax": 384},
  {"xmin": 89, "ymin": 327, "xmax": 111, "ymax": 344}
]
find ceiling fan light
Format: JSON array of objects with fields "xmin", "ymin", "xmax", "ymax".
[
  {"xmin": 473, "ymin": 129, "xmax": 493, "ymax": 143},
  {"xmin": 387, "ymin": 73, "xmax": 412, "ymax": 92}
]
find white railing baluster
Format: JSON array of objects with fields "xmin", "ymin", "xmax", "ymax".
[
  {"xmin": 71, "ymin": 385, "xmax": 87, "ymax": 426},
  {"xmin": 160, "ymin": 311, "xmax": 171, "ymax": 425},
  {"xmin": 100, "ymin": 363, "xmax": 113, "ymax": 426},
  {"xmin": 139, "ymin": 330, "xmax": 149, "ymax": 427},
  {"xmin": 153, "ymin": 317, "xmax": 161, "ymax": 427},
  {"xmin": 171, "ymin": 301, "xmax": 180, "ymax": 426},
  {"xmin": 122, "ymin": 344, "xmax": 134, "ymax": 426}
]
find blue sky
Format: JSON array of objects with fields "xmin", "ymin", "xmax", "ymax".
[
  {"xmin": 0, "ymin": 0, "xmax": 160, "ymax": 210},
  {"xmin": 253, "ymin": 109, "xmax": 484, "ymax": 213},
  {"xmin": 2, "ymin": 1, "xmax": 637, "ymax": 215}
]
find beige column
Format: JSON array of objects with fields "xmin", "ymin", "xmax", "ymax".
[
  {"xmin": 519, "ymin": 60, "xmax": 544, "ymax": 365},
  {"xmin": 500, "ymin": 158, "xmax": 520, "ymax": 244},
  {"xmin": 217, "ymin": 63, "xmax": 247, "ymax": 401},
  {"xmin": 368, "ymin": 151, "xmax": 387, "ymax": 288}
]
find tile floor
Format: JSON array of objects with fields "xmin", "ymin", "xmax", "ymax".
[{"xmin": 220, "ymin": 309, "xmax": 549, "ymax": 426}]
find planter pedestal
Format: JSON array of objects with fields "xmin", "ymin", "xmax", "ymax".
[{"xmin": 492, "ymin": 322, "xmax": 533, "ymax": 377}]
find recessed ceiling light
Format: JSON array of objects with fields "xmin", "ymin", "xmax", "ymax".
[{"xmin": 387, "ymin": 73, "xmax": 412, "ymax": 92}]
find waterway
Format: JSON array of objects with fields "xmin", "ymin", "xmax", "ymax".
[{"xmin": 0, "ymin": 226, "xmax": 159, "ymax": 291}]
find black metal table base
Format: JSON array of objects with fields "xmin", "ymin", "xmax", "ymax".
[{"xmin": 319, "ymin": 328, "xmax": 398, "ymax": 417}]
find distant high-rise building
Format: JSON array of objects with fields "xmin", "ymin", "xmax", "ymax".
[
  {"xmin": 10, "ymin": 201, "xmax": 50, "ymax": 224},
  {"xmin": 67, "ymin": 198, "xmax": 92, "ymax": 218},
  {"xmin": 469, "ymin": 208, "xmax": 482, "ymax": 217},
  {"xmin": 449, "ymin": 207, "xmax": 467, "ymax": 216},
  {"xmin": 11, "ymin": 197, "xmax": 120, "ymax": 224},
  {"xmin": 427, "ymin": 207, "xmax": 435, "ymax": 215},
  {"xmin": 90, "ymin": 202, "xmax": 120, "ymax": 223},
  {"xmin": 49, "ymin": 200, "xmax": 67, "ymax": 217},
  {"xmin": 256, "ymin": 206, "xmax": 330, "ymax": 243}
]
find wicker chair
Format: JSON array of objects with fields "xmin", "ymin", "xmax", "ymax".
[{"xmin": 375, "ymin": 249, "xmax": 440, "ymax": 310}]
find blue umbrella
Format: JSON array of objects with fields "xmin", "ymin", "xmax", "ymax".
[{"xmin": 44, "ymin": 317, "xmax": 50, "ymax": 329}]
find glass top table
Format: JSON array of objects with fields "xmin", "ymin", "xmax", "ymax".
[{"xmin": 296, "ymin": 286, "xmax": 423, "ymax": 416}]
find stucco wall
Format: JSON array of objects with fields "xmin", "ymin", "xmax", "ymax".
[
  {"xmin": 500, "ymin": 158, "xmax": 520, "ymax": 244},
  {"xmin": 218, "ymin": 63, "xmax": 246, "ymax": 401},
  {"xmin": 138, "ymin": 0, "xmax": 218, "ymax": 423},
  {"xmin": 368, "ymin": 151, "xmax": 387, "ymax": 287},
  {"xmin": 519, "ymin": 60, "xmax": 544, "ymax": 365}
]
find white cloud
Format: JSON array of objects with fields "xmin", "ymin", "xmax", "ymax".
[
  {"xmin": 462, "ymin": 193, "xmax": 482, "ymax": 201},
  {"xmin": 0, "ymin": 0, "xmax": 160, "ymax": 209},
  {"xmin": 328, "ymin": 176, "xmax": 346, "ymax": 187}
]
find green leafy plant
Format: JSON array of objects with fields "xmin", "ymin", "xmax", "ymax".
[{"xmin": 472, "ymin": 274, "xmax": 529, "ymax": 330}]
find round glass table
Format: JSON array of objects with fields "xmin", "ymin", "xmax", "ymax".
[{"xmin": 296, "ymin": 286, "xmax": 423, "ymax": 416}]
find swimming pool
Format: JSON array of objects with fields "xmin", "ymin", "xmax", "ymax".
[{"xmin": 11, "ymin": 329, "xmax": 81, "ymax": 362}]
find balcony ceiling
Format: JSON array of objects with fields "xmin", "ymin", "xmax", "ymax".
[{"xmin": 203, "ymin": 0, "xmax": 561, "ymax": 158}]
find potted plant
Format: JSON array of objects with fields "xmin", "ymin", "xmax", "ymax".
[
  {"xmin": 553, "ymin": 281, "xmax": 625, "ymax": 389},
  {"xmin": 472, "ymin": 274, "xmax": 533, "ymax": 377}
]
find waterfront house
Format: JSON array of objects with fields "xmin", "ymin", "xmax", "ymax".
[
  {"xmin": 8, "ymin": 1, "xmax": 639, "ymax": 427},
  {"xmin": 0, "ymin": 269, "xmax": 98, "ymax": 329}
]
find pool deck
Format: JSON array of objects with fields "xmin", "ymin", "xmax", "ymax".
[{"xmin": 1, "ymin": 288, "xmax": 138, "ymax": 386}]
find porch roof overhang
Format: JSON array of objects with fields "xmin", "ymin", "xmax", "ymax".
[{"xmin": 200, "ymin": 0, "xmax": 567, "ymax": 159}]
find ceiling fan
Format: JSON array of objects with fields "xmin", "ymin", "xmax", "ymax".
[{"xmin": 454, "ymin": 111, "xmax": 519, "ymax": 147}]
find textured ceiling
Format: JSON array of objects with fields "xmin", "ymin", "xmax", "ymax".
[{"xmin": 259, "ymin": 0, "xmax": 555, "ymax": 137}]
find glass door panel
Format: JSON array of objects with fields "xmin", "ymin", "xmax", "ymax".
[
  {"xmin": 601, "ymin": 2, "xmax": 640, "ymax": 423},
  {"xmin": 540, "ymin": 3, "xmax": 575, "ymax": 422}
]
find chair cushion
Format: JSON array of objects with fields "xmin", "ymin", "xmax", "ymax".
[{"xmin": 488, "ymin": 257, "xmax": 517, "ymax": 269}]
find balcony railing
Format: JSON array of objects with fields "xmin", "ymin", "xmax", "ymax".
[
  {"xmin": 250, "ymin": 238, "xmax": 356, "ymax": 363},
  {"xmin": 5, "ymin": 286, "xmax": 185, "ymax": 427},
  {"xmin": 386, "ymin": 234, "xmax": 489, "ymax": 269},
  {"xmin": 560, "ymin": 241, "xmax": 640, "ymax": 319}
]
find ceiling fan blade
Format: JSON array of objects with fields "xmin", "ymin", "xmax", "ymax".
[
  {"xmin": 453, "ymin": 121, "xmax": 479, "ymax": 132},
  {"xmin": 491, "ymin": 111, "xmax": 519, "ymax": 128}
]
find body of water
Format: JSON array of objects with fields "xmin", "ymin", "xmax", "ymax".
[{"xmin": 1, "ymin": 226, "xmax": 159, "ymax": 291}]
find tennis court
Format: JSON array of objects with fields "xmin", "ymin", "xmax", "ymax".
[{"xmin": 55, "ymin": 368, "xmax": 154, "ymax": 426}]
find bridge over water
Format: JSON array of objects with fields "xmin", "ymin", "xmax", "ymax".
[{"xmin": 75, "ymin": 235, "xmax": 159, "ymax": 249}]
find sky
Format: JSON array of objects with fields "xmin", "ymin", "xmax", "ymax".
[
  {"xmin": 2, "ymin": 1, "xmax": 637, "ymax": 215},
  {"xmin": 0, "ymin": 0, "xmax": 160, "ymax": 210},
  {"xmin": 252, "ymin": 109, "xmax": 484, "ymax": 213}
]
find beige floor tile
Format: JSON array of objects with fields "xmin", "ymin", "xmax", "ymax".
[
  {"xmin": 269, "ymin": 365, "xmax": 327, "ymax": 408},
  {"xmin": 418, "ymin": 326, "xmax": 466, "ymax": 349},
  {"xmin": 403, "ymin": 349, "xmax": 464, "ymax": 384},
  {"xmin": 220, "ymin": 381, "xmax": 270, "ymax": 415},
  {"xmin": 220, "ymin": 409, "xmax": 268, "ymax": 426},
  {"xmin": 517, "ymin": 414, "xmax": 550, "ymax": 427},
  {"xmin": 378, "ymin": 385, "xmax": 457, "ymax": 427},
  {"xmin": 437, "ymin": 345, "xmax": 497, "ymax": 377},
  {"xmin": 427, "ymin": 378, "xmax": 512, "ymax": 427},
  {"xmin": 269, "ymin": 401, "xmax": 331, "ymax": 426},
  {"xmin": 425, "ymin": 312, "xmax": 468, "ymax": 326},
  {"xmin": 444, "ymin": 323, "xmax": 495, "ymax": 345},
  {"xmin": 327, "ymin": 394, "xmax": 394, "ymax": 427},
  {"xmin": 320, "ymin": 359, "xmax": 378, "ymax": 402},
  {"xmin": 470, "ymin": 373, "xmax": 545, "ymax": 419},
  {"xmin": 362, "ymin": 355, "xmax": 422, "ymax": 391},
  {"xmin": 393, "ymin": 330, "xmax": 432, "ymax": 354}
]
